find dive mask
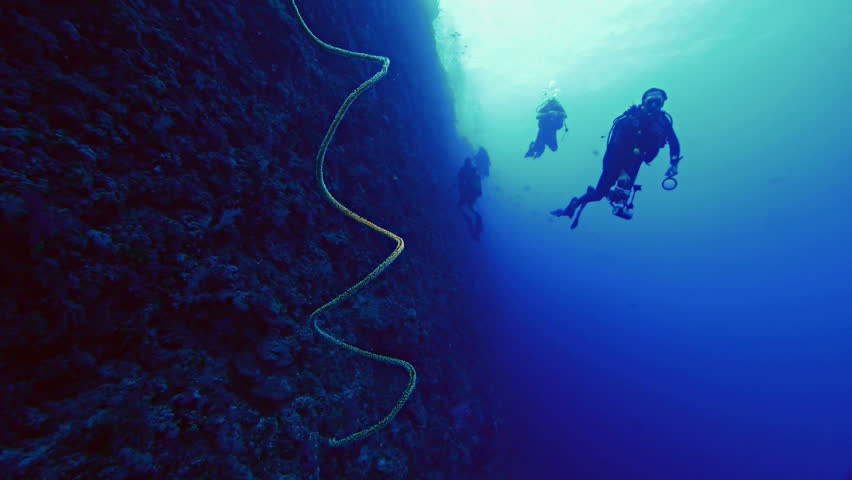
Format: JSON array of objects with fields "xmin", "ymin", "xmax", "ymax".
[{"xmin": 643, "ymin": 94, "xmax": 664, "ymax": 110}]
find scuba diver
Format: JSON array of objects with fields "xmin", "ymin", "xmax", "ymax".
[
  {"xmin": 524, "ymin": 96, "xmax": 568, "ymax": 159},
  {"xmin": 457, "ymin": 157, "xmax": 483, "ymax": 241},
  {"xmin": 550, "ymin": 88, "xmax": 682, "ymax": 229}
]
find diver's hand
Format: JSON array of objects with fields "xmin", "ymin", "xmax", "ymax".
[{"xmin": 665, "ymin": 164, "xmax": 678, "ymax": 177}]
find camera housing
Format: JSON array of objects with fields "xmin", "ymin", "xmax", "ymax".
[
  {"xmin": 612, "ymin": 205, "xmax": 634, "ymax": 220},
  {"xmin": 607, "ymin": 181, "xmax": 640, "ymax": 220}
]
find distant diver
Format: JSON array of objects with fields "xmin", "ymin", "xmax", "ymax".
[
  {"xmin": 457, "ymin": 157, "xmax": 483, "ymax": 241},
  {"xmin": 525, "ymin": 96, "xmax": 568, "ymax": 158},
  {"xmin": 550, "ymin": 88, "xmax": 683, "ymax": 229}
]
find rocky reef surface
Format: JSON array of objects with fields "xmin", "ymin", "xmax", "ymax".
[{"xmin": 0, "ymin": 1, "xmax": 497, "ymax": 478}]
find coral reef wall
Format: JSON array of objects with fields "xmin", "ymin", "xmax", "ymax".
[{"xmin": 0, "ymin": 0, "xmax": 495, "ymax": 478}]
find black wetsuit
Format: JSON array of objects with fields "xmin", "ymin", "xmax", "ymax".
[
  {"xmin": 525, "ymin": 100, "xmax": 567, "ymax": 158},
  {"xmin": 580, "ymin": 106, "xmax": 680, "ymax": 203},
  {"xmin": 458, "ymin": 163, "xmax": 481, "ymax": 207},
  {"xmin": 457, "ymin": 162, "xmax": 483, "ymax": 240}
]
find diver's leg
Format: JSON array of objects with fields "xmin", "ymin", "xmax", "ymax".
[
  {"xmin": 625, "ymin": 157, "xmax": 642, "ymax": 185},
  {"xmin": 465, "ymin": 203, "xmax": 481, "ymax": 239},
  {"xmin": 583, "ymin": 150, "xmax": 626, "ymax": 200},
  {"xmin": 544, "ymin": 128, "xmax": 558, "ymax": 152},
  {"xmin": 528, "ymin": 124, "xmax": 546, "ymax": 158},
  {"xmin": 551, "ymin": 157, "xmax": 620, "ymax": 218},
  {"xmin": 469, "ymin": 207, "xmax": 482, "ymax": 241},
  {"xmin": 473, "ymin": 208, "xmax": 482, "ymax": 235},
  {"xmin": 588, "ymin": 164, "xmax": 620, "ymax": 201},
  {"xmin": 533, "ymin": 132, "xmax": 546, "ymax": 157},
  {"xmin": 524, "ymin": 140, "xmax": 542, "ymax": 158},
  {"xmin": 575, "ymin": 160, "xmax": 620, "ymax": 204},
  {"xmin": 460, "ymin": 199, "xmax": 476, "ymax": 233}
]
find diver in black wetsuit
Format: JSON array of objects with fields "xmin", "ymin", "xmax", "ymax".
[
  {"xmin": 525, "ymin": 97, "xmax": 568, "ymax": 158},
  {"xmin": 457, "ymin": 157, "xmax": 483, "ymax": 241},
  {"xmin": 551, "ymin": 88, "xmax": 682, "ymax": 228}
]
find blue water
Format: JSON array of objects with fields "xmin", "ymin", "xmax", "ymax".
[{"xmin": 439, "ymin": 1, "xmax": 852, "ymax": 478}]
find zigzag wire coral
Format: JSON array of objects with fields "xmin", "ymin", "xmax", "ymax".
[{"xmin": 284, "ymin": 0, "xmax": 417, "ymax": 447}]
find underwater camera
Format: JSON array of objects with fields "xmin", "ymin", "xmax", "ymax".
[{"xmin": 607, "ymin": 177, "xmax": 641, "ymax": 220}]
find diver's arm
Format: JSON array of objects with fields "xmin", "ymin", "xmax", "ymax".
[
  {"xmin": 664, "ymin": 118, "xmax": 681, "ymax": 177},
  {"xmin": 666, "ymin": 116, "xmax": 681, "ymax": 162}
]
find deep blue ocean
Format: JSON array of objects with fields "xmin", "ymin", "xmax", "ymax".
[{"xmin": 435, "ymin": 1, "xmax": 852, "ymax": 478}]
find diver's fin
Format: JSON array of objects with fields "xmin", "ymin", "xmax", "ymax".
[
  {"xmin": 564, "ymin": 197, "xmax": 581, "ymax": 218},
  {"xmin": 570, "ymin": 203, "xmax": 587, "ymax": 230}
]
